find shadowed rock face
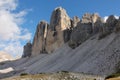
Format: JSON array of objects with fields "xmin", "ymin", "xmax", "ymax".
[
  {"xmin": 22, "ymin": 42, "xmax": 32, "ymax": 58},
  {"xmin": 115, "ymin": 18, "xmax": 120, "ymax": 32},
  {"xmin": 69, "ymin": 13, "xmax": 103, "ymax": 48},
  {"xmin": 32, "ymin": 21, "xmax": 49, "ymax": 56},
  {"xmin": 98, "ymin": 15, "xmax": 119, "ymax": 40},
  {"xmin": 106, "ymin": 15, "xmax": 118, "ymax": 32}
]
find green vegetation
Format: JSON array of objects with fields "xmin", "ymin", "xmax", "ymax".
[
  {"xmin": 39, "ymin": 72, "xmax": 46, "ymax": 74},
  {"xmin": 105, "ymin": 73, "xmax": 120, "ymax": 79},
  {"xmin": 57, "ymin": 71, "xmax": 70, "ymax": 74},
  {"xmin": 20, "ymin": 73, "xmax": 28, "ymax": 76},
  {"xmin": 61, "ymin": 71, "xmax": 69, "ymax": 73}
]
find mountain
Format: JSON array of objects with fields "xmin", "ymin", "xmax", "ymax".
[
  {"xmin": 21, "ymin": 6, "xmax": 120, "ymax": 76},
  {"xmin": 1, "ymin": 7, "xmax": 120, "ymax": 79}
]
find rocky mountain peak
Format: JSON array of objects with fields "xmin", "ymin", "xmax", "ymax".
[
  {"xmin": 54, "ymin": 7, "xmax": 65, "ymax": 11},
  {"xmin": 31, "ymin": 20, "xmax": 49, "ymax": 56},
  {"xmin": 50, "ymin": 7, "xmax": 71, "ymax": 31},
  {"xmin": 81, "ymin": 13, "xmax": 101, "ymax": 24},
  {"xmin": 72, "ymin": 16, "xmax": 80, "ymax": 27},
  {"xmin": 91, "ymin": 13, "xmax": 100, "ymax": 23},
  {"xmin": 23, "ymin": 7, "xmax": 120, "ymax": 57},
  {"xmin": 81, "ymin": 13, "xmax": 92, "ymax": 23}
]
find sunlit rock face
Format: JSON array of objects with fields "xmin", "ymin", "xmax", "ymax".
[
  {"xmin": 46, "ymin": 7, "xmax": 72, "ymax": 53},
  {"xmin": 72, "ymin": 16, "xmax": 80, "ymax": 27},
  {"xmin": 32, "ymin": 21, "xmax": 49, "ymax": 56}
]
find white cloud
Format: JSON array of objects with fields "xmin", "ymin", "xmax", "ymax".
[
  {"xmin": 114, "ymin": 15, "xmax": 119, "ymax": 19},
  {"xmin": 0, "ymin": 0, "xmax": 17, "ymax": 10},
  {"xmin": 104, "ymin": 15, "xmax": 119, "ymax": 23},
  {"xmin": 3, "ymin": 41, "xmax": 23, "ymax": 57},
  {"xmin": 103, "ymin": 16, "xmax": 108, "ymax": 23},
  {"xmin": 0, "ymin": 0, "xmax": 31, "ymax": 58}
]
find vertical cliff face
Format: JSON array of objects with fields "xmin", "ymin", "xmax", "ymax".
[
  {"xmin": 32, "ymin": 21, "xmax": 49, "ymax": 56},
  {"xmin": 31, "ymin": 7, "xmax": 72, "ymax": 55},
  {"xmin": 46, "ymin": 7, "xmax": 72, "ymax": 53},
  {"xmin": 50, "ymin": 7, "xmax": 71, "ymax": 31},
  {"xmin": 69, "ymin": 13, "xmax": 103, "ymax": 48},
  {"xmin": 22, "ymin": 42, "xmax": 32, "ymax": 58}
]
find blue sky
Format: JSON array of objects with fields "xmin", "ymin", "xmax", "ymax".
[{"xmin": 0, "ymin": 0, "xmax": 119, "ymax": 58}]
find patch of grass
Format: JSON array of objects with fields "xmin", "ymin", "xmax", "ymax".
[
  {"xmin": 56, "ymin": 71, "xmax": 69, "ymax": 74},
  {"xmin": 61, "ymin": 71, "xmax": 69, "ymax": 73},
  {"xmin": 105, "ymin": 73, "xmax": 120, "ymax": 79},
  {"xmin": 20, "ymin": 73, "xmax": 28, "ymax": 76},
  {"xmin": 39, "ymin": 73, "xmax": 46, "ymax": 74}
]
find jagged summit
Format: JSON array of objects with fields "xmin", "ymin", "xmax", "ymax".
[
  {"xmin": 54, "ymin": 6, "xmax": 66, "ymax": 11},
  {"xmin": 38, "ymin": 20, "xmax": 48, "ymax": 25},
  {"xmin": 81, "ymin": 13, "xmax": 102, "ymax": 24},
  {"xmin": 18, "ymin": 7, "xmax": 120, "ymax": 78},
  {"xmin": 22, "ymin": 7, "xmax": 120, "ymax": 56},
  {"xmin": 32, "ymin": 21, "xmax": 49, "ymax": 56}
]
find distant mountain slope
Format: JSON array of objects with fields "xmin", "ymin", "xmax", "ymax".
[{"xmin": 0, "ymin": 51, "xmax": 13, "ymax": 62}]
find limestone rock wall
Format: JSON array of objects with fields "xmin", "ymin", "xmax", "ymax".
[
  {"xmin": 32, "ymin": 21, "xmax": 49, "ymax": 56},
  {"xmin": 46, "ymin": 7, "xmax": 72, "ymax": 53},
  {"xmin": 22, "ymin": 42, "xmax": 32, "ymax": 58},
  {"xmin": 69, "ymin": 13, "xmax": 103, "ymax": 48}
]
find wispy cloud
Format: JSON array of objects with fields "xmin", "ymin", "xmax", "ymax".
[{"xmin": 0, "ymin": 0, "xmax": 31, "ymax": 58}]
